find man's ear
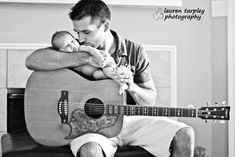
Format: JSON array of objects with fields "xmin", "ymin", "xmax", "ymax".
[{"xmin": 104, "ymin": 20, "xmax": 110, "ymax": 32}]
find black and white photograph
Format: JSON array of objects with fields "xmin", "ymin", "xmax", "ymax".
[{"xmin": 0, "ymin": 0, "xmax": 234, "ymax": 157}]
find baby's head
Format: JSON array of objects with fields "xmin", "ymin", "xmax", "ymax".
[{"xmin": 51, "ymin": 31, "xmax": 80, "ymax": 52}]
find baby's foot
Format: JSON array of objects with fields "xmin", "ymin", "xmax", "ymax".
[{"xmin": 119, "ymin": 83, "xmax": 128, "ymax": 95}]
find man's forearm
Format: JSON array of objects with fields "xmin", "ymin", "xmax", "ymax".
[
  {"xmin": 128, "ymin": 82, "xmax": 157, "ymax": 106},
  {"xmin": 25, "ymin": 48, "xmax": 91, "ymax": 71}
]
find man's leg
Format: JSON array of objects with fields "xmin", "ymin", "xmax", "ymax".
[
  {"xmin": 170, "ymin": 127, "xmax": 195, "ymax": 157},
  {"xmin": 79, "ymin": 142, "xmax": 104, "ymax": 157},
  {"xmin": 70, "ymin": 133, "xmax": 118, "ymax": 157}
]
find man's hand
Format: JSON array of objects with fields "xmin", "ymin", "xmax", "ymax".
[
  {"xmin": 113, "ymin": 66, "xmax": 134, "ymax": 92},
  {"xmin": 114, "ymin": 66, "xmax": 157, "ymax": 106}
]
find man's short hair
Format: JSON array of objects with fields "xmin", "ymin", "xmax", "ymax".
[{"xmin": 69, "ymin": 0, "xmax": 111, "ymax": 23}]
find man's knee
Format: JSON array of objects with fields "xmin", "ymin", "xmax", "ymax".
[
  {"xmin": 79, "ymin": 142, "xmax": 104, "ymax": 157},
  {"xmin": 176, "ymin": 127, "xmax": 195, "ymax": 143},
  {"xmin": 170, "ymin": 127, "xmax": 195, "ymax": 157}
]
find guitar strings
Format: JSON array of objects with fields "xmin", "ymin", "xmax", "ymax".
[
  {"xmin": 58, "ymin": 102, "xmax": 199, "ymax": 116},
  {"xmin": 27, "ymin": 100, "xmax": 225, "ymax": 118},
  {"xmin": 34, "ymin": 101, "xmax": 185, "ymax": 113},
  {"xmin": 30, "ymin": 100, "xmax": 200, "ymax": 111},
  {"xmin": 58, "ymin": 103, "xmax": 226, "ymax": 119},
  {"xmin": 27, "ymin": 102, "xmax": 226, "ymax": 119},
  {"xmin": 44, "ymin": 101, "xmax": 226, "ymax": 111}
]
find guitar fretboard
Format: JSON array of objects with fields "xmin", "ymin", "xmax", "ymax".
[{"xmin": 104, "ymin": 104, "xmax": 197, "ymax": 118}]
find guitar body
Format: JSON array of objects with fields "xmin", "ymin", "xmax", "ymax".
[
  {"xmin": 25, "ymin": 69, "xmax": 231, "ymax": 147},
  {"xmin": 25, "ymin": 69, "xmax": 125, "ymax": 146}
]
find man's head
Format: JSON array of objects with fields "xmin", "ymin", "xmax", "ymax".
[
  {"xmin": 51, "ymin": 31, "xmax": 80, "ymax": 52},
  {"xmin": 69, "ymin": 0, "xmax": 111, "ymax": 48}
]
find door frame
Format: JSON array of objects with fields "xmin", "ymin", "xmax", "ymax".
[{"xmin": 228, "ymin": 0, "xmax": 235, "ymax": 157}]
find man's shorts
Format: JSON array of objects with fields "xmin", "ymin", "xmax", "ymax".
[{"xmin": 70, "ymin": 116, "xmax": 189, "ymax": 157}]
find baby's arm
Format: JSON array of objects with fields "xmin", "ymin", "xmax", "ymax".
[
  {"xmin": 72, "ymin": 65, "xmax": 98, "ymax": 77},
  {"xmin": 73, "ymin": 65, "xmax": 108, "ymax": 80},
  {"xmin": 92, "ymin": 70, "xmax": 107, "ymax": 79},
  {"xmin": 78, "ymin": 45, "xmax": 105, "ymax": 68}
]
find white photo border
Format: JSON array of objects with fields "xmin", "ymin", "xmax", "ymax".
[{"xmin": 0, "ymin": 0, "xmax": 182, "ymax": 7}]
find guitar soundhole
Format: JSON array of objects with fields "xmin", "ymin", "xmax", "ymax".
[{"xmin": 84, "ymin": 98, "xmax": 104, "ymax": 119}]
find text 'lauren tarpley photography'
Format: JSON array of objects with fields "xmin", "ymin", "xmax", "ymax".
[{"xmin": 153, "ymin": 8, "xmax": 205, "ymax": 21}]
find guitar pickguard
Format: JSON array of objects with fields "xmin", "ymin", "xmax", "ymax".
[{"xmin": 65, "ymin": 108, "xmax": 118, "ymax": 139}]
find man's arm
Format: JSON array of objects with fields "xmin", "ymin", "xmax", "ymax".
[
  {"xmin": 128, "ymin": 79, "xmax": 157, "ymax": 106},
  {"xmin": 25, "ymin": 47, "xmax": 99, "ymax": 71},
  {"xmin": 114, "ymin": 66, "xmax": 157, "ymax": 106}
]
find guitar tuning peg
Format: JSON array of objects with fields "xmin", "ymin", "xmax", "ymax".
[
  {"xmin": 221, "ymin": 101, "xmax": 226, "ymax": 106},
  {"xmin": 187, "ymin": 104, "xmax": 194, "ymax": 109},
  {"xmin": 205, "ymin": 120, "xmax": 208, "ymax": 123},
  {"xmin": 214, "ymin": 120, "xmax": 217, "ymax": 123},
  {"xmin": 206, "ymin": 102, "xmax": 210, "ymax": 106},
  {"xmin": 214, "ymin": 101, "xmax": 219, "ymax": 105}
]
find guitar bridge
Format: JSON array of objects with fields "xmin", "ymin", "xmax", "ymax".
[{"xmin": 57, "ymin": 90, "xmax": 69, "ymax": 123}]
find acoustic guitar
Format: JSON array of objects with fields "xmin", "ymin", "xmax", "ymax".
[{"xmin": 24, "ymin": 69, "xmax": 230, "ymax": 147}]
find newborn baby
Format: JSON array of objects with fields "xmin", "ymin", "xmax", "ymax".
[{"xmin": 51, "ymin": 31, "xmax": 128, "ymax": 94}]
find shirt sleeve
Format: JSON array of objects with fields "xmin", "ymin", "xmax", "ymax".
[{"xmin": 134, "ymin": 46, "xmax": 152, "ymax": 83}]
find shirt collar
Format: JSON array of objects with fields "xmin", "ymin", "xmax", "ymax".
[{"xmin": 110, "ymin": 30, "xmax": 127, "ymax": 56}]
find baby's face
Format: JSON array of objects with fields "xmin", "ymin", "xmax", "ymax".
[{"xmin": 59, "ymin": 34, "xmax": 80, "ymax": 52}]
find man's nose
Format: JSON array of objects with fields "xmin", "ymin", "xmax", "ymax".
[{"xmin": 78, "ymin": 34, "xmax": 85, "ymax": 43}]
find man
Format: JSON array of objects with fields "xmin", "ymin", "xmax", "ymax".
[{"xmin": 25, "ymin": 0, "xmax": 194, "ymax": 157}]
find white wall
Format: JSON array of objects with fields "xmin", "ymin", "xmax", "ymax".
[{"xmin": 211, "ymin": 16, "xmax": 228, "ymax": 157}]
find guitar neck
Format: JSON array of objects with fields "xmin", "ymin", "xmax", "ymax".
[{"xmin": 104, "ymin": 104, "xmax": 197, "ymax": 118}]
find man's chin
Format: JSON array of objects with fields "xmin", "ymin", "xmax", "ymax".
[
  {"xmin": 80, "ymin": 43, "xmax": 100, "ymax": 49},
  {"xmin": 83, "ymin": 43, "xmax": 91, "ymax": 46},
  {"xmin": 80, "ymin": 42, "xmax": 91, "ymax": 46},
  {"xmin": 73, "ymin": 47, "xmax": 80, "ymax": 51}
]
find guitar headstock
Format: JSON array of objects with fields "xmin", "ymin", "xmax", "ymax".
[{"xmin": 198, "ymin": 102, "xmax": 230, "ymax": 121}]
